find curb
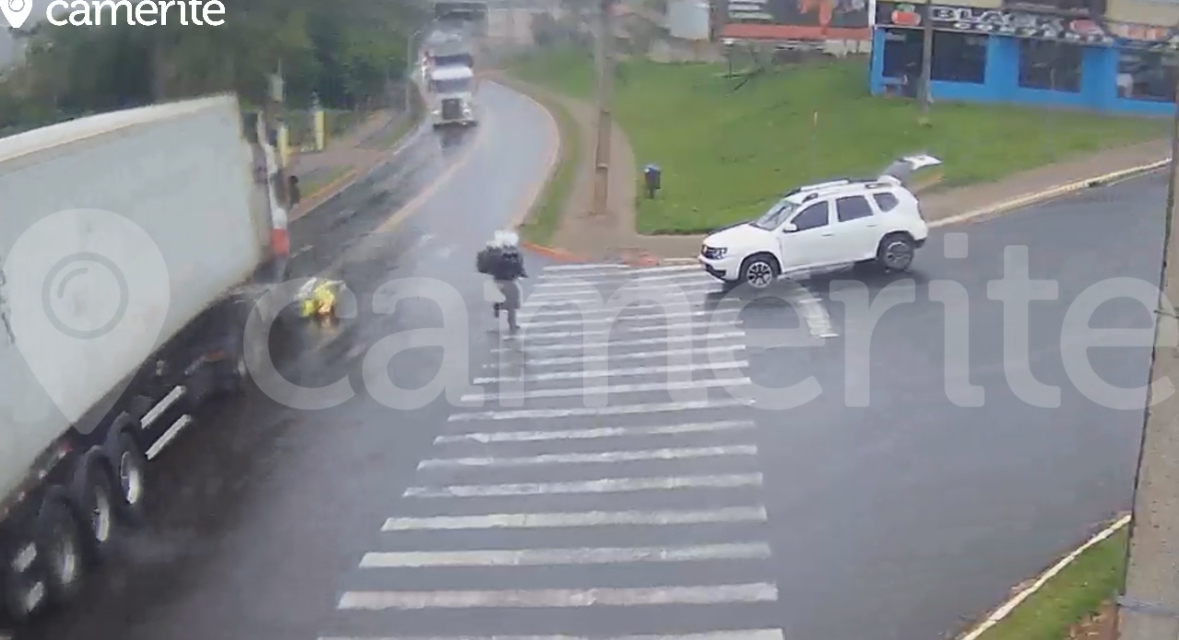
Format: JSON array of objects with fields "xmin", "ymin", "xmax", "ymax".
[
  {"xmin": 509, "ymin": 83, "xmax": 562, "ymax": 231},
  {"xmin": 930, "ymin": 158, "xmax": 1169, "ymax": 229},
  {"xmin": 296, "ymin": 166, "xmax": 361, "ymax": 215},
  {"xmin": 957, "ymin": 513, "xmax": 1131, "ymax": 640},
  {"xmin": 289, "ymin": 100, "xmax": 427, "ymax": 223}
]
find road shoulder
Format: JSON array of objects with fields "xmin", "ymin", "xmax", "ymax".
[{"xmin": 960, "ymin": 515, "xmax": 1128, "ymax": 640}]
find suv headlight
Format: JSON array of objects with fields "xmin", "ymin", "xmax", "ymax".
[{"xmin": 702, "ymin": 245, "xmax": 726, "ymax": 259}]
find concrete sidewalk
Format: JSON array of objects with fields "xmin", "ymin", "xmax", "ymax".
[{"xmin": 506, "ymin": 75, "xmax": 1170, "ymax": 262}]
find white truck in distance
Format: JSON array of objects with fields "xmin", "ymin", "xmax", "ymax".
[
  {"xmin": 0, "ymin": 95, "xmax": 285, "ymax": 626},
  {"xmin": 698, "ymin": 155, "xmax": 942, "ymax": 289},
  {"xmin": 429, "ymin": 65, "xmax": 478, "ymax": 127}
]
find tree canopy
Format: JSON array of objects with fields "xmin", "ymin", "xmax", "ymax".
[{"xmin": 0, "ymin": 0, "xmax": 427, "ymax": 131}]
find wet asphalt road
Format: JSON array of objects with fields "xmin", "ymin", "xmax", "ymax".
[{"xmin": 15, "ymin": 87, "xmax": 1166, "ymax": 640}]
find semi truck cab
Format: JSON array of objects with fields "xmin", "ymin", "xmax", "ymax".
[{"xmin": 429, "ymin": 66, "xmax": 477, "ymax": 127}]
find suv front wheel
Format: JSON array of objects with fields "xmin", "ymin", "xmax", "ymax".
[
  {"xmin": 876, "ymin": 233, "xmax": 916, "ymax": 272},
  {"xmin": 738, "ymin": 254, "xmax": 780, "ymax": 289}
]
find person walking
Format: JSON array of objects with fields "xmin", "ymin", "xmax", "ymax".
[{"xmin": 477, "ymin": 230, "xmax": 528, "ymax": 332}]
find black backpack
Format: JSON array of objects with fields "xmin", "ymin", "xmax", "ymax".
[{"xmin": 476, "ymin": 247, "xmax": 500, "ymax": 274}]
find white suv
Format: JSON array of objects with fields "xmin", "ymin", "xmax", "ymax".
[{"xmin": 698, "ymin": 155, "xmax": 940, "ymax": 289}]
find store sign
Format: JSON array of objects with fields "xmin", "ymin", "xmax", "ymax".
[
  {"xmin": 728, "ymin": 0, "xmax": 871, "ymax": 28},
  {"xmin": 876, "ymin": 1, "xmax": 1179, "ymax": 48}
]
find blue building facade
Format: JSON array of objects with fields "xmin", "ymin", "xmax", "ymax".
[{"xmin": 869, "ymin": 2, "xmax": 1177, "ymax": 115}]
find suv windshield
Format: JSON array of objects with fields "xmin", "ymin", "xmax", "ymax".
[{"xmin": 750, "ymin": 199, "xmax": 799, "ymax": 230}]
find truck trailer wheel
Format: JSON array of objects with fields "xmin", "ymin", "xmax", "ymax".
[
  {"xmin": 33, "ymin": 498, "xmax": 85, "ymax": 609},
  {"xmin": 108, "ymin": 433, "xmax": 148, "ymax": 526},
  {"xmin": 69, "ymin": 456, "xmax": 118, "ymax": 563}
]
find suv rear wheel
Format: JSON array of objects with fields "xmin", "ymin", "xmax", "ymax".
[{"xmin": 876, "ymin": 233, "xmax": 915, "ymax": 272}]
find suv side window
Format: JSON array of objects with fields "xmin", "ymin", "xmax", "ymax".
[
  {"xmin": 872, "ymin": 192, "xmax": 899, "ymax": 212},
  {"xmin": 791, "ymin": 201, "xmax": 829, "ymax": 230},
  {"xmin": 836, "ymin": 196, "xmax": 874, "ymax": 221}
]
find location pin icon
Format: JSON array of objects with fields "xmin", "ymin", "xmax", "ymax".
[
  {"xmin": 4, "ymin": 209, "xmax": 171, "ymax": 428},
  {"xmin": 1, "ymin": 0, "xmax": 33, "ymax": 29}
]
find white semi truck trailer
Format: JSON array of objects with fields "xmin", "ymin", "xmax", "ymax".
[{"xmin": 0, "ymin": 95, "xmax": 286, "ymax": 625}]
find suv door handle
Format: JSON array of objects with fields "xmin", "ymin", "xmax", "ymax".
[
  {"xmin": 865, "ymin": 223, "xmax": 877, "ymax": 227},
  {"xmin": 820, "ymin": 233, "xmax": 833, "ymax": 237}
]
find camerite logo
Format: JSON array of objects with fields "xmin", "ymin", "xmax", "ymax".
[
  {"xmin": 0, "ymin": 0, "xmax": 227, "ymax": 27},
  {"xmin": 0, "ymin": 0, "xmax": 32, "ymax": 28}
]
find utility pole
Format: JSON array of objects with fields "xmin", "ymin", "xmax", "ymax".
[
  {"xmin": 1115, "ymin": 58, "xmax": 1179, "ymax": 640},
  {"xmin": 592, "ymin": 0, "xmax": 615, "ymax": 217},
  {"xmin": 918, "ymin": 0, "xmax": 933, "ymax": 119}
]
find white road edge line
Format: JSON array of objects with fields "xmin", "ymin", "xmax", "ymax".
[
  {"xmin": 380, "ymin": 506, "xmax": 768, "ymax": 530},
  {"xmin": 958, "ymin": 514, "xmax": 1131, "ymax": 640},
  {"xmin": 435, "ymin": 419, "xmax": 755, "ymax": 444},
  {"xmin": 337, "ymin": 583, "xmax": 779, "ymax": 609},
  {"xmin": 359, "ymin": 542, "xmax": 772, "ymax": 567},
  {"xmin": 417, "ymin": 445, "xmax": 757, "ymax": 469}
]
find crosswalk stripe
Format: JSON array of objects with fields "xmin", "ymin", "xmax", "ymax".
[
  {"xmin": 320, "ymin": 630, "xmax": 784, "ymax": 640},
  {"xmin": 481, "ymin": 345, "xmax": 744, "ymax": 368},
  {"xmin": 337, "ymin": 583, "xmax": 779, "ymax": 609},
  {"xmin": 521, "ymin": 308, "xmax": 738, "ymax": 329},
  {"xmin": 461, "ymin": 377, "xmax": 749, "ymax": 402},
  {"xmin": 515, "ymin": 324, "xmax": 741, "ymax": 341},
  {"xmin": 540, "ymin": 264, "xmax": 700, "ymax": 277},
  {"xmin": 541, "ymin": 263, "xmax": 627, "ymax": 272},
  {"xmin": 435, "ymin": 420, "xmax": 755, "ymax": 444},
  {"xmin": 417, "ymin": 445, "xmax": 757, "ymax": 469},
  {"xmin": 380, "ymin": 506, "xmax": 769, "ymax": 531},
  {"xmin": 360, "ymin": 542, "xmax": 772, "ymax": 568},
  {"xmin": 448, "ymin": 398, "xmax": 753, "ymax": 421},
  {"xmin": 514, "ymin": 306, "xmax": 735, "ymax": 322},
  {"xmin": 472, "ymin": 361, "xmax": 747, "ymax": 384},
  {"xmin": 535, "ymin": 271, "xmax": 716, "ymax": 286},
  {"xmin": 404, "ymin": 473, "xmax": 763, "ymax": 498},
  {"xmin": 526, "ymin": 280, "xmax": 717, "ymax": 300},
  {"xmin": 489, "ymin": 332, "xmax": 745, "ymax": 354}
]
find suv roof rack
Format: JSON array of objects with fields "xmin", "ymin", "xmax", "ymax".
[{"xmin": 785, "ymin": 176, "xmax": 887, "ymax": 198}]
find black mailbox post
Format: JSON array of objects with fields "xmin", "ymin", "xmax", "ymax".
[{"xmin": 643, "ymin": 164, "xmax": 661, "ymax": 198}]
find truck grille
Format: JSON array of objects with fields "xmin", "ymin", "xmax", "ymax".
[{"xmin": 441, "ymin": 98, "xmax": 462, "ymax": 120}]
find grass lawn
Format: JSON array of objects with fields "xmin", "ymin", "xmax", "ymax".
[
  {"xmin": 518, "ymin": 91, "xmax": 581, "ymax": 245},
  {"xmin": 509, "ymin": 48, "xmax": 1168, "ymax": 234},
  {"xmin": 973, "ymin": 526, "xmax": 1127, "ymax": 640}
]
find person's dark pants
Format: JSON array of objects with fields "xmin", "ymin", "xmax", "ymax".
[{"xmin": 493, "ymin": 279, "xmax": 522, "ymax": 331}]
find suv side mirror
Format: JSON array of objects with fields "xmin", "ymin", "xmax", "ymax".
[{"xmin": 781, "ymin": 223, "xmax": 797, "ymax": 233}]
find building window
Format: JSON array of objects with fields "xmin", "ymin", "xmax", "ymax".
[
  {"xmin": 931, "ymin": 32, "xmax": 987, "ymax": 84},
  {"xmin": 1018, "ymin": 39, "xmax": 1083, "ymax": 92},
  {"xmin": 1117, "ymin": 50, "xmax": 1177, "ymax": 102},
  {"xmin": 882, "ymin": 28, "xmax": 922, "ymax": 82}
]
